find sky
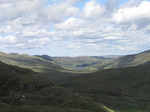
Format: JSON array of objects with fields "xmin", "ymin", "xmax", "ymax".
[{"xmin": 0, "ymin": 0, "xmax": 150, "ymax": 56}]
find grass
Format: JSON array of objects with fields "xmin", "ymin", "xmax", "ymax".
[
  {"xmin": 88, "ymin": 50, "xmax": 150, "ymax": 70},
  {"xmin": 0, "ymin": 96, "xmax": 117, "ymax": 112},
  {"xmin": 0, "ymin": 52, "xmax": 78, "ymax": 81},
  {"xmin": 0, "ymin": 103, "xmax": 93, "ymax": 112},
  {"xmin": 79, "ymin": 93, "xmax": 150, "ymax": 112},
  {"xmin": 59, "ymin": 63, "xmax": 150, "ymax": 111},
  {"xmin": 61, "ymin": 64, "xmax": 150, "ymax": 98}
]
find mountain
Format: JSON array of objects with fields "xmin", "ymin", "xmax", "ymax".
[
  {"xmin": 0, "ymin": 52, "xmax": 74, "ymax": 80},
  {"xmin": 1, "ymin": 51, "xmax": 150, "ymax": 111},
  {"xmin": 88, "ymin": 49, "xmax": 150, "ymax": 70},
  {"xmin": 0, "ymin": 52, "xmax": 61, "ymax": 72},
  {"xmin": 61, "ymin": 63, "xmax": 150, "ymax": 99}
]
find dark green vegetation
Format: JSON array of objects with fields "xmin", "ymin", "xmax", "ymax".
[
  {"xmin": 61, "ymin": 64, "xmax": 150, "ymax": 98},
  {"xmin": 0, "ymin": 61, "xmax": 70, "ymax": 96},
  {"xmin": 60, "ymin": 63, "xmax": 150, "ymax": 111},
  {"xmin": 1, "ymin": 50, "xmax": 150, "ymax": 112},
  {"xmin": 0, "ymin": 61, "xmax": 117, "ymax": 112}
]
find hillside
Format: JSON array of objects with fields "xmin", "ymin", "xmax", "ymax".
[
  {"xmin": 0, "ymin": 61, "xmax": 119, "ymax": 112},
  {"xmin": 88, "ymin": 49, "xmax": 150, "ymax": 70},
  {"xmin": 0, "ymin": 61, "xmax": 58, "ymax": 96},
  {"xmin": 0, "ymin": 51, "xmax": 117, "ymax": 80},
  {"xmin": 51, "ymin": 56, "xmax": 113, "ymax": 71},
  {"xmin": 0, "ymin": 52, "xmax": 74, "ymax": 80},
  {"xmin": 0, "ymin": 54, "xmax": 150, "ymax": 111},
  {"xmin": 61, "ymin": 63, "xmax": 150, "ymax": 99},
  {"xmin": 0, "ymin": 52, "xmax": 61, "ymax": 72},
  {"xmin": 59, "ymin": 61, "xmax": 150, "ymax": 111}
]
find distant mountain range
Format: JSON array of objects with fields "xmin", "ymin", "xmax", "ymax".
[
  {"xmin": 86, "ymin": 49, "xmax": 150, "ymax": 70},
  {"xmin": 0, "ymin": 52, "xmax": 61, "ymax": 72},
  {"xmin": 0, "ymin": 52, "xmax": 71, "ymax": 80},
  {"xmin": 1, "ymin": 50, "xmax": 150, "ymax": 79},
  {"xmin": 51, "ymin": 56, "xmax": 114, "ymax": 70},
  {"xmin": 0, "ymin": 52, "xmax": 118, "ymax": 79}
]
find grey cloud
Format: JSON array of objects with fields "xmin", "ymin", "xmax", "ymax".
[
  {"xmin": 0, "ymin": 0, "xmax": 45, "ymax": 21},
  {"xmin": 105, "ymin": 0, "xmax": 119, "ymax": 16},
  {"xmin": 136, "ymin": 18, "xmax": 150, "ymax": 29}
]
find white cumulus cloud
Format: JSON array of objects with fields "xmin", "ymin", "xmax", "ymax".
[
  {"xmin": 0, "ymin": 0, "xmax": 150, "ymax": 56},
  {"xmin": 112, "ymin": 1, "xmax": 150, "ymax": 28}
]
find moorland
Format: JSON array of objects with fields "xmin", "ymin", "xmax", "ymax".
[{"xmin": 0, "ymin": 50, "xmax": 150, "ymax": 112}]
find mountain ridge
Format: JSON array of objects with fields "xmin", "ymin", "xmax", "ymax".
[{"xmin": 87, "ymin": 49, "xmax": 150, "ymax": 70}]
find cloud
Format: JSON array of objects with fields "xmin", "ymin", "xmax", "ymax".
[
  {"xmin": 39, "ymin": 0, "xmax": 81, "ymax": 24},
  {"xmin": 82, "ymin": 0, "xmax": 105, "ymax": 18},
  {"xmin": 105, "ymin": 0, "xmax": 119, "ymax": 15},
  {"xmin": 0, "ymin": 0, "xmax": 150, "ymax": 56},
  {"xmin": 112, "ymin": 1, "xmax": 150, "ymax": 29},
  {"xmin": 0, "ymin": 0, "xmax": 45, "ymax": 21},
  {"xmin": 0, "ymin": 35, "xmax": 17, "ymax": 44},
  {"xmin": 103, "ymin": 36, "xmax": 123, "ymax": 40},
  {"xmin": 55, "ymin": 17, "xmax": 85, "ymax": 29}
]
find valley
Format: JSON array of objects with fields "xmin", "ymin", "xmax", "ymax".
[{"xmin": 0, "ymin": 50, "xmax": 150, "ymax": 112}]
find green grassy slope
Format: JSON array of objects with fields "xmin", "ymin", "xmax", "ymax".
[
  {"xmin": 0, "ymin": 58, "xmax": 149, "ymax": 111},
  {"xmin": 51, "ymin": 56, "xmax": 112, "ymax": 70},
  {"xmin": 61, "ymin": 63, "xmax": 150, "ymax": 99},
  {"xmin": 0, "ymin": 61, "xmax": 55, "ymax": 96},
  {"xmin": 60, "ymin": 63, "xmax": 150, "ymax": 111},
  {"xmin": 0, "ymin": 52, "xmax": 76, "ymax": 80},
  {"xmin": 0, "ymin": 52, "xmax": 61, "ymax": 72},
  {"xmin": 0, "ymin": 61, "xmax": 117, "ymax": 112},
  {"xmin": 88, "ymin": 50, "xmax": 150, "ymax": 70}
]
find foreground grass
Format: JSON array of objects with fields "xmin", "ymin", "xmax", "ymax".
[
  {"xmin": 0, "ymin": 96, "xmax": 116, "ymax": 112},
  {"xmin": 0, "ymin": 94, "xmax": 149, "ymax": 112},
  {"xmin": 80, "ymin": 93, "xmax": 150, "ymax": 112},
  {"xmin": 0, "ymin": 103, "xmax": 93, "ymax": 112}
]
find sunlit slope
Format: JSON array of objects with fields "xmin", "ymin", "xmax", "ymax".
[
  {"xmin": 0, "ymin": 52, "xmax": 72, "ymax": 80},
  {"xmin": 51, "ymin": 56, "xmax": 113, "ymax": 71},
  {"xmin": 61, "ymin": 63, "xmax": 150, "ymax": 99},
  {"xmin": 0, "ymin": 52, "xmax": 61, "ymax": 72},
  {"xmin": 88, "ymin": 49, "xmax": 150, "ymax": 70}
]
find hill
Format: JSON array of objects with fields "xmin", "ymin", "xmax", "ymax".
[
  {"xmin": 0, "ymin": 52, "xmax": 61, "ymax": 72},
  {"xmin": 0, "ymin": 52, "xmax": 75, "ymax": 80},
  {"xmin": 0, "ymin": 61, "xmax": 119, "ymax": 112},
  {"xmin": 0, "ymin": 54, "xmax": 149, "ymax": 111},
  {"xmin": 51, "ymin": 56, "xmax": 113, "ymax": 71},
  {"xmin": 61, "ymin": 63, "xmax": 150, "ymax": 99},
  {"xmin": 59, "ymin": 63, "xmax": 150, "ymax": 111},
  {"xmin": 0, "ymin": 61, "xmax": 57, "ymax": 96},
  {"xmin": 88, "ymin": 49, "xmax": 150, "ymax": 70},
  {"xmin": 0, "ymin": 51, "xmax": 116, "ymax": 80}
]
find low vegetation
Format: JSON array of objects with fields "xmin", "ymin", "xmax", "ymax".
[
  {"xmin": 61, "ymin": 63, "xmax": 150, "ymax": 98},
  {"xmin": 1, "ymin": 50, "xmax": 150, "ymax": 112},
  {"xmin": 0, "ymin": 61, "xmax": 115, "ymax": 112}
]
